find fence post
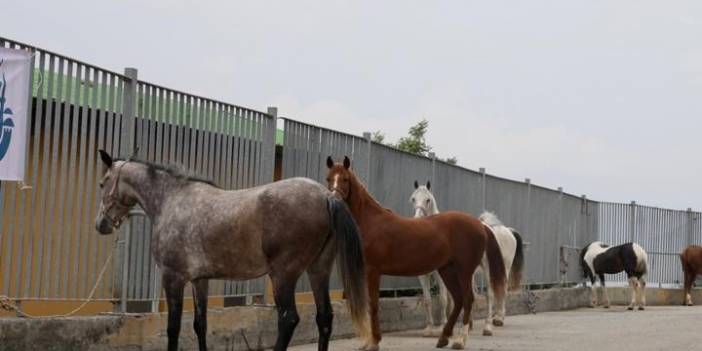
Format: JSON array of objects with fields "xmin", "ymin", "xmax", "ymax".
[
  {"xmin": 429, "ymin": 152, "xmax": 436, "ymax": 185},
  {"xmin": 523, "ymin": 178, "xmax": 531, "ymax": 286},
  {"xmin": 630, "ymin": 201, "xmax": 637, "ymax": 243},
  {"xmin": 113, "ymin": 67, "xmax": 138, "ymax": 313},
  {"xmin": 120, "ymin": 68, "xmax": 138, "ymax": 155},
  {"xmin": 363, "ymin": 132, "xmax": 372, "ymax": 187},
  {"xmin": 557, "ymin": 187, "xmax": 563, "ymax": 285},
  {"xmin": 687, "ymin": 208, "xmax": 693, "ymax": 246},
  {"xmin": 479, "ymin": 167, "xmax": 486, "ymax": 211},
  {"xmin": 265, "ymin": 107, "xmax": 278, "ymax": 183},
  {"xmin": 581, "ymin": 194, "xmax": 588, "ymax": 243}
]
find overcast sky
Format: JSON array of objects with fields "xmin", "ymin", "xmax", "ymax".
[{"xmin": 4, "ymin": 1, "xmax": 701, "ymax": 210}]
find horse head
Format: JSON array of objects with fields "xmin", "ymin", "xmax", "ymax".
[
  {"xmin": 410, "ymin": 180, "xmax": 436, "ymax": 218},
  {"xmin": 94, "ymin": 149, "xmax": 138, "ymax": 234}
]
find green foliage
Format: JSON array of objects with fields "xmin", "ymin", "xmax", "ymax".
[
  {"xmin": 371, "ymin": 130, "xmax": 386, "ymax": 144},
  {"xmin": 444, "ymin": 157, "xmax": 458, "ymax": 165},
  {"xmin": 374, "ymin": 118, "xmax": 458, "ymax": 166},
  {"xmin": 395, "ymin": 118, "xmax": 431, "ymax": 156}
]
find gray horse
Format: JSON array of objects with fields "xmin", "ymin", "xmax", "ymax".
[{"xmin": 94, "ymin": 150, "xmax": 368, "ymax": 351}]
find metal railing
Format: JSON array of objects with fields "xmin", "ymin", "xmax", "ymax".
[{"xmin": 1, "ymin": 35, "xmax": 701, "ymax": 317}]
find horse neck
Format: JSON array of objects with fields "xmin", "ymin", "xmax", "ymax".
[
  {"xmin": 120, "ymin": 163, "xmax": 168, "ymax": 220},
  {"xmin": 347, "ymin": 175, "xmax": 386, "ymax": 220}
]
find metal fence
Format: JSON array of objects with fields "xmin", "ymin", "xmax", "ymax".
[
  {"xmin": 1, "ymin": 35, "xmax": 701, "ymax": 316},
  {"xmin": 0, "ymin": 37, "xmax": 274, "ymax": 314},
  {"xmin": 597, "ymin": 202, "xmax": 701, "ymax": 286}
]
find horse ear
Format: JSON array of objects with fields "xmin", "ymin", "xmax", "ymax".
[
  {"xmin": 326, "ymin": 156, "xmax": 334, "ymax": 169},
  {"xmin": 414, "ymin": 180, "xmax": 419, "ymax": 189},
  {"xmin": 426, "ymin": 181, "xmax": 431, "ymax": 190},
  {"xmin": 99, "ymin": 149, "xmax": 113, "ymax": 168},
  {"xmin": 343, "ymin": 156, "xmax": 351, "ymax": 169}
]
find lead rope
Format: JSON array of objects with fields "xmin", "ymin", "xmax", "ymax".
[{"xmin": 0, "ymin": 236, "xmax": 119, "ymax": 318}]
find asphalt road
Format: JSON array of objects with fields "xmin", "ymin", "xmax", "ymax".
[{"xmin": 289, "ymin": 306, "xmax": 702, "ymax": 351}]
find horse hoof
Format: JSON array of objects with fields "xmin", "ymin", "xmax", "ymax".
[
  {"xmin": 436, "ymin": 336, "xmax": 449, "ymax": 348},
  {"xmin": 422, "ymin": 327, "xmax": 437, "ymax": 337},
  {"xmin": 603, "ymin": 305, "xmax": 610, "ymax": 309},
  {"xmin": 638, "ymin": 306, "xmax": 645, "ymax": 311},
  {"xmin": 687, "ymin": 303, "xmax": 694, "ymax": 307},
  {"xmin": 627, "ymin": 306, "xmax": 634, "ymax": 310},
  {"xmin": 450, "ymin": 341, "xmax": 465, "ymax": 350},
  {"xmin": 493, "ymin": 319, "xmax": 504, "ymax": 327},
  {"xmin": 483, "ymin": 329, "xmax": 493, "ymax": 336}
]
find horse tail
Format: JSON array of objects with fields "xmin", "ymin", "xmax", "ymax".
[
  {"xmin": 633, "ymin": 243, "xmax": 648, "ymax": 276},
  {"xmin": 509, "ymin": 229, "xmax": 525, "ymax": 290},
  {"xmin": 484, "ymin": 225, "xmax": 507, "ymax": 301},
  {"xmin": 328, "ymin": 196, "xmax": 369, "ymax": 338},
  {"xmin": 680, "ymin": 251, "xmax": 690, "ymax": 275}
]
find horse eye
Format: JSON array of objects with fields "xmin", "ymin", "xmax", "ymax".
[
  {"xmin": 426, "ymin": 199, "xmax": 431, "ymax": 204},
  {"xmin": 411, "ymin": 197, "xmax": 415, "ymax": 203},
  {"xmin": 99, "ymin": 182, "xmax": 104, "ymax": 189}
]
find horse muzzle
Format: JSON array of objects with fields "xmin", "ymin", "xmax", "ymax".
[{"xmin": 95, "ymin": 216, "xmax": 114, "ymax": 235}]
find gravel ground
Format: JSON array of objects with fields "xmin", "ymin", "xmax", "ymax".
[{"xmin": 289, "ymin": 305, "xmax": 702, "ymax": 351}]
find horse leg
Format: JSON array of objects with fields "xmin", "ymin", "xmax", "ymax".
[
  {"xmin": 308, "ymin": 271, "xmax": 333, "ymax": 351},
  {"xmin": 436, "ymin": 266, "xmax": 463, "ymax": 349},
  {"xmin": 163, "ymin": 272, "xmax": 186, "ymax": 351},
  {"xmin": 362, "ymin": 270, "xmax": 382, "ymax": 351},
  {"xmin": 599, "ymin": 274, "xmax": 610, "ymax": 308},
  {"xmin": 638, "ymin": 278, "xmax": 646, "ymax": 310},
  {"xmin": 436, "ymin": 271, "xmax": 450, "ymax": 326},
  {"xmin": 450, "ymin": 270, "xmax": 475, "ymax": 350},
  {"xmin": 589, "ymin": 275, "xmax": 597, "ymax": 307},
  {"xmin": 418, "ymin": 274, "xmax": 435, "ymax": 336},
  {"xmin": 627, "ymin": 276, "xmax": 637, "ymax": 310},
  {"xmin": 481, "ymin": 261, "xmax": 494, "ymax": 336},
  {"xmin": 494, "ymin": 285, "xmax": 507, "ymax": 327},
  {"xmin": 306, "ymin": 233, "xmax": 337, "ymax": 351},
  {"xmin": 192, "ymin": 279, "xmax": 209, "ymax": 351},
  {"xmin": 684, "ymin": 271, "xmax": 694, "ymax": 306},
  {"xmin": 270, "ymin": 273, "xmax": 301, "ymax": 351}
]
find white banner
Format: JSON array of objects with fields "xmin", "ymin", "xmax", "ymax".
[{"xmin": 0, "ymin": 48, "xmax": 32, "ymax": 181}]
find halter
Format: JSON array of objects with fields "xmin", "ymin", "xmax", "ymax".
[{"xmin": 101, "ymin": 160, "xmax": 134, "ymax": 229}]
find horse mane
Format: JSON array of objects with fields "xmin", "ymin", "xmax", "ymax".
[
  {"xmin": 116, "ymin": 158, "xmax": 219, "ymax": 188},
  {"xmin": 479, "ymin": 211, "xmax": 504, "ymax": 227},
  {"xmin": 347, "ymin": 169, "xmax": 386, "ymax": 212}
]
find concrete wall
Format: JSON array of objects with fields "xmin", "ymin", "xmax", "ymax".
[{"xmin": 1, "ymin": 287, "xmax": 699, "ymax": 351}]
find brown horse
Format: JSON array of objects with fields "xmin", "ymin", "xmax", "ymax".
[
  {"xmin": 326, "ymin": 156, "xmax": 506, "ymax": 350},
  {"xmin": 680, "ymin": 245, "xmax": 702, "ymax": 306}
]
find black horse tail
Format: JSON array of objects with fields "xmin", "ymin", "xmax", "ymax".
[
  {"xmin": 484, "ymin": 225, "xmax": 507, "ymax": 302},
  {"xmin": 328, "ymin": 196, "xmax": 369, "ymax": 339},
  {"xmin": 509, "ymin": 229, "xmax": 525, "ymax": 290}
]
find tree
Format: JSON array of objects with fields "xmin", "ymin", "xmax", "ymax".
[
  {"xmin": 371, "ymin": 130, "xmax": 386, "ymax": 144},
  {"xmin": 444, "ymin": 157, "xmax": 458, "ymax": 165},
  {"xmin": 395, "ymin": 118, "xmax": 431, "ymax": 156},
  {"xmin": 373, "ymin": 118, "xmax": 459, "ymax": 165}
]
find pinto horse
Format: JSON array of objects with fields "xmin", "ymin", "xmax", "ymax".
[
  {"xmin": 680, "ymin": 245, "xmax": 702, "ymax": 306},
  {"xmin": 327, "ymin": 157, "xmax": 506, "ymax": 351},
  {"xmin": 94, "ymin": 150, "xmax": 368, "ymax": 351},
  {"xmin": 581, "ymin": 241, "xmax": 648, "ymax": 310},
  {"xmin": 411, "ymin": 182, "xmax": 524, "ymax": 335}
]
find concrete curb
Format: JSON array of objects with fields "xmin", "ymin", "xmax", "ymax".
[{"xmin": 0, "ymin": 287, "xmax": 699, "ymax": 350}]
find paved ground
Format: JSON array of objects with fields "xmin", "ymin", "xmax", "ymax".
[{"xmin": 289, "ymin": 306, "xmax": 702, "ymax": 351}]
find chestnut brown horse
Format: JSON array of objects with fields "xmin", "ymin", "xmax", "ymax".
[
  {"xmin": 680, "ymin": 245, "xmax": 702, "ymax": 306},
  {"xmin": 326, "ymin": 156, "xmax": 506, "ymax": 351}
]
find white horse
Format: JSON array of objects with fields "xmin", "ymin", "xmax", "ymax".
[{"xmin": 410, "ymin": 181, "xmax": 524, "ymax": 337}]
